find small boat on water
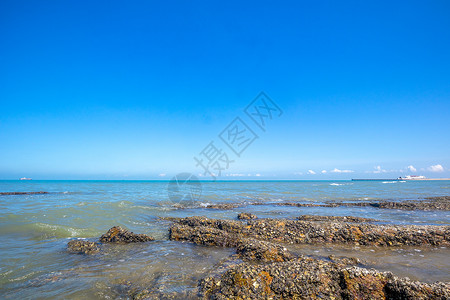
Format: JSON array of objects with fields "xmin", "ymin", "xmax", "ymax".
[
  {"xmin": 397, "ymin": 175, "xmax": 426, "ymax": 180},
  {"xmin": 20, "ymin": 177, "xmax": 32, "ymax": 180}
]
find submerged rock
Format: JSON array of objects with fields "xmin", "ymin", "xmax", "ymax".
[
  {"xmin": 237, "ymin": 212, "xmax": 257, "ymax": 220},
  {"xmin": 273, "ymin": 196, "xmax": 450, "ymax": 211},
  {"xmin": 0, "ymin": 191, "xmax": 48, "ymax": 195},
  {"xmin": 67, "ymin": 240, "xmax": 100, "ymax": 254},
  {"xmin": 297, "ymin": 215, "xmax": 378, "ymax": 222},
  {"xmin": 99, "ymin": 226, "xmax": 154, "ymax": 243}
]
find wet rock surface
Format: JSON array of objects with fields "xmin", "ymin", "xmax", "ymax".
[
  {"xmin": 68, "ymin": 226, "xmax": 154, "ymax": 255},
  {"xmin": 0, "ymin": 191, "xmax": 48, "ymax": 195},
  {"xmin": 199, "ymin": 257, "xmax": 450, "ymax": 299},
  {"xmin": 165, "ymin": 216, "xmax": 450, "ymax": 298},
  {"xmin": 237, "ymin": 212, "xmax": 257, "ymax": 220},
  {"xmin": 373, "ymin": 196, "xmax": 450, "ymax": 211},
  {"xmin": 99, "ymin": 226, "xmax": 155, "ymax": 243},
  {"xmin": 67, "ymin": 240, "xmax": 100, "ymax": 254},
  {"xmin": 273, "ymin": 196, "xmax": 450, "ymax": 211},
  {"xmin": 236, "ymin": 238, "xmax": 295, "ymax": 263},
  {"xmin": 169, "ymin": 216, "xmax": 450, "ymax": 246},
  {"xmin": 297, "ymin": 215, "xmax": 378, "ymax": 223},
  {"xmin": 204, "ymin": 203, "xmax": 245, "ymax": 209}
]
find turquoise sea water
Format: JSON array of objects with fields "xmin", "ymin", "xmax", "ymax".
[{"xmin": 0, "ymin": 180, "xmax": 449, "ymax": 298}]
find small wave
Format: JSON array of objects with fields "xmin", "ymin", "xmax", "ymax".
[
  {"xmin": 330, "ymin": 183, "xmax": 344, "ymax": 186},
  {"xmin": 382, "ymin": 181, "xmax": 398, "ymax": 184},
  {"xmin": 0, "ymin": 222, "xmax": 100, "ymax": 239}
]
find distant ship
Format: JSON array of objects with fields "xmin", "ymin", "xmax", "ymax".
[
  {"xmin": 20, "ymin": 177, "xmax": 32, "ymax": 180},
  {"xmin": 397, "ymin": 175, "xmax": 426, "ymax": 180}
]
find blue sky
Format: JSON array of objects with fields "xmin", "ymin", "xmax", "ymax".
[{"xmin": 1, "ymin": 0, "xmax": 449, "ymax": 180}]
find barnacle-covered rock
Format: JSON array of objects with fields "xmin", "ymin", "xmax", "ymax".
[
  {"xmin": 237, "ymin": 212, "xmax": 258, "ymax": 220},
  {"xmin": 67, "ymin": 240, "xmax": 100, "ymax": 254},
  {"xmin": 99, "ymin": 226, "xmax": 154, "ymax": 243}
]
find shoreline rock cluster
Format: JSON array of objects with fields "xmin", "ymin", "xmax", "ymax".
[
  {"xmin": 69, "ymin": 215, "xmax": 450, "ymax": 299},
  {"xmin": 183, "ymin": 195, "xmax": 450, "ymax": 211},
  {"xmin": 169, "ymin": 216, "xmax": 450, "ymax": 247},
  {"xmin": 199, "ymin": 257, "xmax": 449, "ymax": 299},
  {"xmin": 67, "ymin": 226, "xmax": 154, "ymax": 254},
  {"xmin": 165, "ymin": 215, "xmax": 450, "ymax": 299},
  {"xmin": 274, "ymin": 196, "xmax": 450, "ymax": 211}
]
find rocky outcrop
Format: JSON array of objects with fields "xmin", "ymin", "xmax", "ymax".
[
  {"xmin": 274, "ymin": 196, "xmax": 450, "ymax": 211},
  {"xmin": 297, "ymin": 215, "xmax": 377, "ymax": 222},
  {"xmin": 68, "ymin": 226, "xmax": 154, "ymax": 255},
  {"xmin": 237, "ymin": 212, "xmax": 258, "ymax": 220},
  {"xmin": 199, "ymin": 258, "xmax": 450, "ymax": 299},
  {"xmin": 67, "ymin": 240, "xmax": 100, "ymax": 254},
  {"xmin": 169, "ymin": 216, "xmax": 450, "ymax": 247},
  {"xmin": 99, "ymin": 226, "xmax": 154, "ymax": 243},
  {"xmin": 0, "ymin": 191, "xmax": 48, "ymax": 195}
]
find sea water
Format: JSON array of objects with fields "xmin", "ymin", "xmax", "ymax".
[{"xmin": 0, "ymin": 180, "xmax": 449, "ymax": 298}]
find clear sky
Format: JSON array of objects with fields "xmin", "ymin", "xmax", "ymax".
[{"xmin": 1, "ymin": 0, "xmax": 449, "ymax": 180}]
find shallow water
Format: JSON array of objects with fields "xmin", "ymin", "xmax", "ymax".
[{"xmin": 0, "ymin": 180, "xmax": 449, "ymax": 298}]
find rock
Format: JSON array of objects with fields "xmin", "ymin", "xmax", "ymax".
[
  {"xmin": 328, "ymin": 255, "xmax": 361, "ymax": 266},
  {"xmin": 67, "ymin": 240, "xmax": 100, "ymax": 254},
  {"xmin": 298, "ymin": 215, "xmax": 377, "ymax": 223},
  {"xmin": 169, "ymin": 223, "xmax": 240, "ymax": 248},
  {"xmin": 164, "ymin": 216, "xmax": 450, "ymax": 299},
  {"xmin": 205, "ymin": 203, "xmax": 243, "ymax": 209},
  {"xmin": 168, "ymin": 216, "xmax": 450, "ymax": 247},
  {"xmin": 199, "ymin": 257, "xmax": 450, "ymax": 299},
  {"xmin": 237, "ymin": 213, "xmax": 257, "ymax": 220},
  {"xmin": 236, "ymin": 238, "xmax": 294, "ymax": 262},
  {"xmin": 99, "ymin": 226, "xmax": 154, "ymax": 243},
  {"xmin": 0, "ymin": 191, "xmax": 48, "ymax": 195}
]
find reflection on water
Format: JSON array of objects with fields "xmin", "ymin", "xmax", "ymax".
[{"xmin": 0, "ymin": 180, "xmax": 449, "ymax": 298}]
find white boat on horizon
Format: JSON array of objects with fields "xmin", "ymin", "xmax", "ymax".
[{"xmin": 397, "ymin": 175, "xmax": 426, "ymax": 180}]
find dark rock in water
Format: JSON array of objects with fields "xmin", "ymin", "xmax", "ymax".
[
  {"xmin": 165, "ymin": 216, "xmax": 450, "ymax": 299},
  {"xmin": 199, "ymin": 257, "xmax": 450, "ymax": 299},
  {"xmin": 168, "ymin": 216, "xmax": 450, "ymax": 247},
  {"xmin": 236, "ymin": 238, "xmax": 294, "ymax": 262},
  {"xmin": 205, "ymin": 203, "xmax": 243, "ymax": 209},
  {"xmin": 170, "ymin": 224, "xmax": 240, "ymax": 248},
  {"xmin": 67, "ymin": 240, "xmax": 100, "ymax": 254},
  {"xmin": 237, "ymin": 212, "xmax": 257, "ymax": 220},
  {"xmin": 297, "ymin": 215, "xmax": 377, "ymax": 223},
  {"xmin": 0, "ymin": 191, "xmax": 48, "ymax": 196},
  {"xmin": 273, "ymin": 196, "xmax": 450, "ymax": 211},
  {"xmin": 374, "ymin": 197, "xmax": 450, "ymax": 211},
  {"xmin": 328, "ymin": 255, "xmax": 361, "ymax": 266},
  {"xmin": 99, "ymin": 226, "xmax": 154, "ymax": 243},
  {"xmin": 169, "ymin": 219, "xmax": 295, "ymax": 263}
]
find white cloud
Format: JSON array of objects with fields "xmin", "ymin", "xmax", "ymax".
[
  {"xmin": 307, "ymin": 170, "xmax": 316, "ymax": 175},
  {"xmin": 373, "ymin": 166, "xmax": 387, "ymax": 174},
  {"xmin": 225, "ymin": 173, "xmax": 246, "ymax": 177},
  {"xmin": 428, "ymin": 164, "xmax": 444, "ymax": 172},
  {"xmin": 158, "ymin": 173, "xmax": 166, "ymax": 177},
  {"xmin": 330, "ymin": 168, "xmax": 354, "ymax": 173},
  {"xmin": 407, "ymin": 165, "xmax": 417, "ymax": 173},
  {"xmin": 294, "ymin": 172, "xmax": 303, "ymax": 175},
  {"xmin": 321, "ymin": 170, "xmax": 327, "ymax": 174},
  {"xmin": 255, "ymin": 173, "xmax": 261, "ymax": 177}
]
